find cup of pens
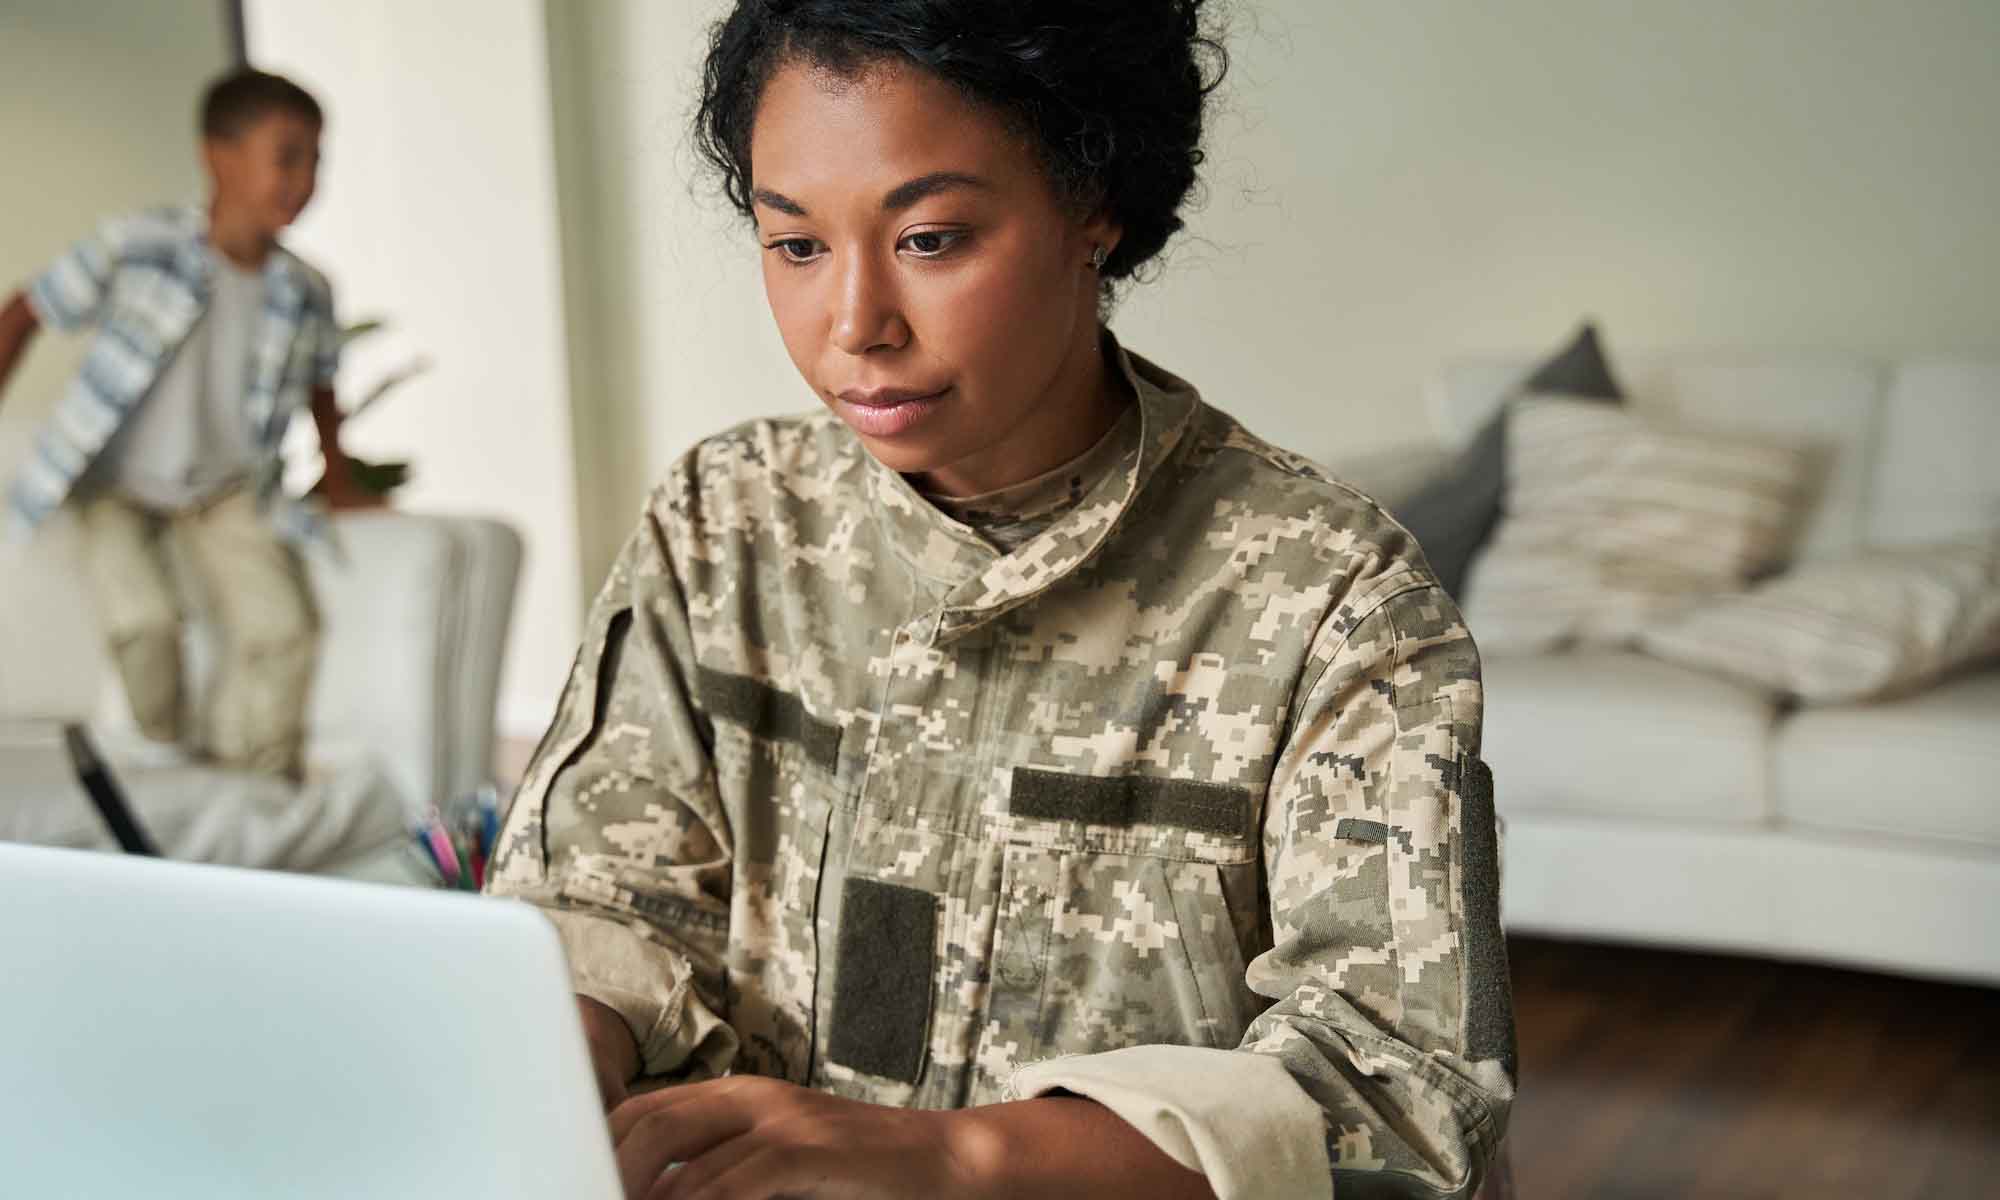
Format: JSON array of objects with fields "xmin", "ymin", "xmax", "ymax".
[{"xmin": 412, "ymin": 784, "xmax": 503, "ymax": 890}]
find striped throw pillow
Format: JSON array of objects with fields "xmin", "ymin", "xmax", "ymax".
[
  {"xmin": 1637, "ymin": 534, "xmax": 2000, "ymax": 703},
  {"xmin": 1463, "ymin": 398, "xmax": 1812, "ymax": 652}
]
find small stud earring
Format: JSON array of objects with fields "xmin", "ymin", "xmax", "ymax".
[{"xmin": 1088, "ymin": 245, "xmax": 1108, "ymax": 271}]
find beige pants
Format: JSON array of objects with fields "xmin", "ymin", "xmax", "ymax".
[{"xmin": 76, "ymin": 487, "xmax": 319, "ymax": 778}]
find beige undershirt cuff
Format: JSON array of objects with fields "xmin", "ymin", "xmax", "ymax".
[{"xmin": 1010, "ymin": 1044, "xmax": 1332, "ymax": 1200}]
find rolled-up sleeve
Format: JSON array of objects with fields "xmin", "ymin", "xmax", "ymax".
[
  {"xmin": 1013, "ymin": 579, "xmax": 1514, "ymax": 1200},
  {"xmin": 484, "ymin": 499, "xmax": 740, "ymax": 1083}
]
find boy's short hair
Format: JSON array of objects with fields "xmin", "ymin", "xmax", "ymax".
[{"xmin": 200, "ymin": 68, "xmax": 322, "ymax": 140}]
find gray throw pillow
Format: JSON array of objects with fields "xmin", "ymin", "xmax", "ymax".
[{"xmin": 1396, "ymin": 323, "xmax": 1624, "ymax": 599}]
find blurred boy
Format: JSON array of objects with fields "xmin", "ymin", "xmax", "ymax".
[{"xmin": 0, "ymin": 68, "xmax": 364, "ymax": 779}]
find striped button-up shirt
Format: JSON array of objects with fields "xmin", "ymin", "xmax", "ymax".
[{"xmin": 10, "ymin": 206, "xmax": 340, "ymax": 541}]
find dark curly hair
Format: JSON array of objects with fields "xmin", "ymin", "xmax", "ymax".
[{"xmin": 694, "ymin": 0, "xmax": 1226, "ymax": 284}]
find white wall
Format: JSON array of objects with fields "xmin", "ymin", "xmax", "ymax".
[
  {"xmin": 247, "ymin": 0, "xmax": 583, "ymax": 738},
  {"xmin": 547, "ymin": 0, "xmax": 2000, "ymax": 587},
  {"xmin": 546, "ymin": 0, "xmax": 803, "ymax": 588},
  {"xmin": 1109, "ymin": 0, "xmax": 2000, "ymax": 458},
  {"xmin": 0, "ymin": 0, "xmax": 229, "ymax": 713}
]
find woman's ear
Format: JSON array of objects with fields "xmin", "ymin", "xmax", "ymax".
[{"xmin": 1081, "ymin": 210, "xmax": 1122, "ymax": 270}]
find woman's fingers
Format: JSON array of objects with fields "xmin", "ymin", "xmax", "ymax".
[
  {"xmin": 644, "ymin": 1122, "xmax": 774, "ymax": 1200},
  {"xmin": 610, "ymin": 1087, "xmax": 681, "ymax": 1146},
  {"xmin": 610, "ymin": 1077, "xmax": 744, "ymax": 1144},
  {"xmin": 615, "ymin": 1096, "xmax": 756, "ymax": 1199}
]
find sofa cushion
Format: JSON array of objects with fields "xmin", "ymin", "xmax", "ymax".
[
  {"xmin": 0, "ymin": 722, "xmax": 407, "ymax": 872},
  {"xmin": 1397, "ymin": 323, "xmax": 1625, "ymax": 600},
  {"xmin": 1638, "ymin": 534, "xmax": 2000, "ymax": 704},
  {"xmin": 1651, "ymin": 361, "xmax": 1884, "ymax": 561},
  {"xmin": 1437, "ymin": 356, "xmax": 1895, "ymax": 563},
  {"xmin": 1481, "ymin": 650, "xmax": 1777, "ymax": 824},
  {"xmin": 1465, "ymin": 400, "xmax": 1814, "ymax": 652},
  {"xmin": 1773, "ymin": 668, "xmax": 2000, "ymax": 850}
]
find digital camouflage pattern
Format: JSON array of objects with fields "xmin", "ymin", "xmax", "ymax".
[{"xmin": 487, "ymin": 344, "xmax": 1515, "ymax": 1198}]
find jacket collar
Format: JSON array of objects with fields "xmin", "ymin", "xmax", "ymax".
[{"xmin": 861, "ymin": 333, "xmax": 1202, "ymax": 644}]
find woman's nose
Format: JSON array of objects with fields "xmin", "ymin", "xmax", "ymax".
[{"xmin": 829, "ymin": 251, "xmax": 909, "ymax": 356}]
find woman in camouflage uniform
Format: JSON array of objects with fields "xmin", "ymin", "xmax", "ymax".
[{"xmin": 488, "ymin": 3, "xmax": 1514, "ymax": 1197}]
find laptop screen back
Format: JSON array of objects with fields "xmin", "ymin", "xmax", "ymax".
[{"xmin": 0, "ymin": 843, "xmax": 620, "ymax": 1199}]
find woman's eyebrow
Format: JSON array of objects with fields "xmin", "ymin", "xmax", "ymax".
[
  {"xmin": 752, "ymin": 187, "xmax": 808, "ymax": 216},
  {"xmin": 882, "ymin": 171, "xmax": 990, "ymax": 211},
  {"xmin": 752, "ymin": 172, "xmax": 990, "ymax": 218}
]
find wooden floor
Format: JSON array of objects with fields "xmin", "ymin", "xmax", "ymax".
[{"xmin": 1505, "ymin": 937, "xmax": 2000, "ymax": 1199}]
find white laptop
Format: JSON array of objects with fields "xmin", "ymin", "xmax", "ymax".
[{"xmin": 0, "ymin": 841, "xmax": 622, "ymax": 1199}]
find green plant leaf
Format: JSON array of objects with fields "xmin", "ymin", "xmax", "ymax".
[
  {"xmin": 338, "ymin": 318, "xmax": 388, "ymax": 348},
  {"xmin": 344, "ymin": 356, "xmax": 432, "ymax": 421}
]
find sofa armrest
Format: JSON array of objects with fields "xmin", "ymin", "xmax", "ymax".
[
  {"xmin": 434, "ymin": 517, "xmax": 523, "ymax": 806},
  {"xmin": 305, "ymin": 512, "xmax": 521, "ymax": 817}
]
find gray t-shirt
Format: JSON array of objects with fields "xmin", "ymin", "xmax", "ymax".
[{"xmin": 87, "ymin": 251, "xmax": 264, "ymax": 511}]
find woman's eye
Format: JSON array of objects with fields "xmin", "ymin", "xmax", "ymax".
[
  {"xmin": 900, "ymin": 230, "xmax": 964, "ymax": 257},
  {"xmin": 770, "ymin": 238, "xmax": 819, "ymax": 263}
]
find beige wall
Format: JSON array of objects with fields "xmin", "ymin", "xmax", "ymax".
[
  {"xmin": 248, "ymin": 0, "xmax": 584, "ymax": 736},
  {"xmin": 548, "ymin": 0, "xmax": 2000, "ymax": 590},
  {"xmin": 0, "ymin": 0, "xmax": 228, "ymax": 499},
  {"xmin": 1109, "ymin": 0, "xmax": 2000, "ymax": 457},
  {"xmin": 546, "ymin": 0, "xmax": 803, "ymax": 590},
  {"xmin": 0, "ymin": 0, "xmax": 229, "ymax": 714}
]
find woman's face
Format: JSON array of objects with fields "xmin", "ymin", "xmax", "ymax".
[{"xmin": 748, "ymin": 59, "xmax": 1120, "ymax": 496}]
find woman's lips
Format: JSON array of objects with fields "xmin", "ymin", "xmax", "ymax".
[{"xmin": 833, "ymin": 386, "xmax": 950, "ymax": 439}]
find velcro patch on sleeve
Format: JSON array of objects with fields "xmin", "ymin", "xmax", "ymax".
[{"xmin": 1457, "ymin": 757, "xmax": 1515, "ymax": 1073}]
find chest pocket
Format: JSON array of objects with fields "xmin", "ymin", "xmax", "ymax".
[{"xmin": 972, "ymin": 767, "xmax": 1265, "ymax": 1100}]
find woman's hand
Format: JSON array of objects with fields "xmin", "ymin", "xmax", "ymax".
[
  {"xmin": 578, "ymin": 996, "xmax": 641, "ymax": 1113},
  {"xmin": 608, "ymin": 1076, "xmax": 989, "ymax": 1200}
]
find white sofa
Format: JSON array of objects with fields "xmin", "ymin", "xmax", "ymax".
[
  {"xmin": 0, "ymin": 509, "xmax": 520, "ymax": 883},
  {"xmin": 1344, "ymin": 354, "xmax": 2000, "ymax": 985}
]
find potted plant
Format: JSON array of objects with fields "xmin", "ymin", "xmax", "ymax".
[{"xmin": 308, "ymin": 318, "xmax": 431, "ymax": 503}]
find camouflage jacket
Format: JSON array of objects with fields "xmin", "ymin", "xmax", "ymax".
[{"xmin": 488, "ymin": 345, "xmax": 1515, "ymax": 1199}]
